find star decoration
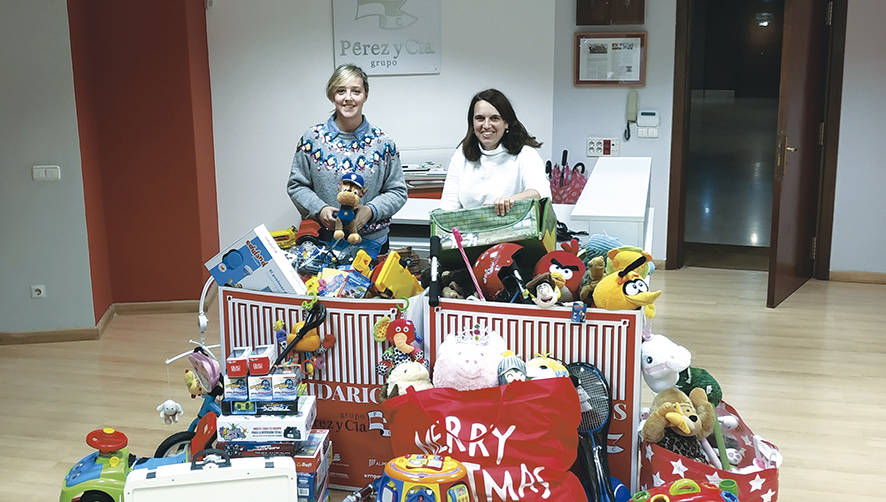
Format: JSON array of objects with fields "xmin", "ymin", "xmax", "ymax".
[
  {"xmin": 640, "ymin": 484, "xmax": 648, "ymax": 492},
  {"xmin": 761, "ymin": 488, "xmax": 776, "ymax": 502},
  {"xmin": 705, "ymin": 471, "xmax": 724, "ymax": 485},
  {"xmin": 749, "ymin": 474, "xmax": 765, "ymax": 492},
  {"xmin": 670, "ymin": 459, "xmax": 688, "ymax": 478},
  {"xmin": 742, "ymin": 434, "xmax": 754, "ymax": 447},
  {"xmin": 645, "ymin": 444, "xmax": 655, "ymax": 460},
  {"xmin": 652, "ymin": 472, "xmax": 665, "ymax": 487}
]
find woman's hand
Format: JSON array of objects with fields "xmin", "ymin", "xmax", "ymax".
[
  {"xmin": 318, "ymin": 206, "xmax": 337, "ymax": 229},
  {"xmin": 493, "ymin": 196, "xmax": 516, "ymax": 216}
]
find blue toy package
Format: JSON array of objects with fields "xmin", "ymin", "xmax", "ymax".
[{"xmin": 205, "ymin": 224, "xmax": 306, "ymax": 294}]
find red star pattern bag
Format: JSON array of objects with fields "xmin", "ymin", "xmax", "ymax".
[
  {"xmin": 639, "ymin": 401, "xmax": 780, "ymax": 501},
  {"xmin": 382, "ymin": 377, "xmax": 586, "ymax": 502}
]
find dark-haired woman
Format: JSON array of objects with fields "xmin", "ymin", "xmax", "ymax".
[{"xmin": 439, "ymin": 88, "xmax": 551, "ymax": 216}]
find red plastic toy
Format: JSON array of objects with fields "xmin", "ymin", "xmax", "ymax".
[{"xmin": 632, "ymin": 478, "xmax": 740, "ymax": 502}]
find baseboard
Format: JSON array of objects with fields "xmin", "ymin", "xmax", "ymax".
[
  {"xmin": 829, "ymin": 270, "xmax": 886, "ymax": 284},
  {"xmin": 0, "ymin": 286, "xmax": 218, "ymax": 345}
]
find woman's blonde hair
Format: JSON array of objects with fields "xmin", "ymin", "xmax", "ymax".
[{"xmin": 325, "ymin": 64, "xmax": 369, "ymax": 101}]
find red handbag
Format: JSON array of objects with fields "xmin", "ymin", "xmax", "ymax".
[
  {"xmin": 382, "ymin": 377, "xmax": 586, "ymax": 502},
  {"xmin": 639, "ymin": 401, "xmax": 780, "ymax": 502}
]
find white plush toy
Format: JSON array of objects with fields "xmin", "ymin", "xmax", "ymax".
[
  {"xmin": 381, "ymin": 361, "xmax": 434, "ymax": 401},
  {"xmin": 156, "ymin": 399, "xmax": 184, "ymax": 424},
  {"xmin": 640, "ymin": 333, "xmax": 692, "ymax": 392}
]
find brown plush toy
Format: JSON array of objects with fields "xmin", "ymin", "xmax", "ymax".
[
  {"xmin": 640, "ymin": 387, "xmax": 716, "ymax": 465},
  {"xmin": 579, "ymin": 255, "xmax": 606, "ymax": 306},
  {"xmin": 334, "ymin": 173, "xmax": 366, "ymax": 244}
]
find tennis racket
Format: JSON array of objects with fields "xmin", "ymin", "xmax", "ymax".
[{"xmin": 568, "ymin": 362, "xmax": 617, "ymax": 502}]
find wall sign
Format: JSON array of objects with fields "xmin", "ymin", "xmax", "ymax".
[{"xmin": 332, "ymin": 0, "xmax": 441, "ymax": 76}]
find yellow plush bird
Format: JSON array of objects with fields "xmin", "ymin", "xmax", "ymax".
[{"xmin": 592, "ymin": 251, "xmax": 661, "ymax": 319}]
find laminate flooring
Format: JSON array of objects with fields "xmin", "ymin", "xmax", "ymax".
[{"xmin": 2, "ymin": 268, "xmax": 884, "ymax": 501}]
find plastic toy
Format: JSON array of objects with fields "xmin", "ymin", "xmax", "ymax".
[
  {"xmin": 156, "ymin": 399, "xmax": 183, "ymax": 424},
  {"xmin": 640, "ymin": 387, "xmax": 717, "ymax": 465},
  {"xmin": 631, "ymin": 478, "xmax": 740, "ymax": 501},
  {"xmin": 273, "ymin": 297, "xmax": 330, "ymax": 376},
  {"xmin": 59, "ymin": 428, "xmax": 190, "ymax": 502},
  {"xmin": 345, "ymin": 454, "xmax": 475, "ymax": 502},
  {"xmin": 592, "ymin": 251, "xmax": 661, "ymax": 319},
  {"xmin": 374, "ymin": 250, "xmax": 424, "ymax": 299},
  {"xmin": 270, "ymin": 225, "xmax": 299, "ymax": 249},
  {"xmin": 334, "ymin": 172, "xmax": 367, "ymax": 244}
]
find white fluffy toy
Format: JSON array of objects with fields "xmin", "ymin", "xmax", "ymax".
[
  {"xmin": 156, "ymin": 399, "xmax": 184, "ymax": 424},
  {"xmin": 640, "ymin": 333, "xmax": 691, "ymax": 392},
  {"xmin": 432, "ymin": 324, "xmax": 507, "ymax": 391}
]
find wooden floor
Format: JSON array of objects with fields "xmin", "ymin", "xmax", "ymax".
[{"xmin": 2, "ymin": 267, "xmax": 884, "ymax": 501}]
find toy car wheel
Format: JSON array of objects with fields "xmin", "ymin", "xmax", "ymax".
[
  {"xmin": 78, "ymin": 490, "xmax": 114, "ymax": 502},
  {"xmin": 154, "ymin": 430, "xmax": 195, "ymax": 458}
]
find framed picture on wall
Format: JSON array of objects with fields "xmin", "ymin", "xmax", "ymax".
[{"xmin": 574, "ymin": 31, "xmax": 646, "ymax": 86}]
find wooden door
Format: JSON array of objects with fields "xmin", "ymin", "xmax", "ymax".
[{"xmin": 767, "ymin": 0, "xmax": 829, "ymax": 307}]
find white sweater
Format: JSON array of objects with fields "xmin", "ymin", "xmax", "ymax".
[{"xmin": 439, "ymin": 144, "xmax": 552, "ymax": 211}]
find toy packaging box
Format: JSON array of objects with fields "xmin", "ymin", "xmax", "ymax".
[
  {"xmin": 296, "ymin": 438, "xmax": 332, "ymax": 502},
  {"xmin": 205, "ymin": 224, "xmax": 306, "ymax": 294},
  {"xmin": 217, "ymin": 395, "xmax": 317, "ymax": 442}
]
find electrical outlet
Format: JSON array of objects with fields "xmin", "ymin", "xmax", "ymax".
[
  {"xmin": 30, "ymin": 284, "xmax": 47, "ymax": 299},
  {"xmin": 586, "ymin": 137, "xmax": 620, "ymax": 157}
]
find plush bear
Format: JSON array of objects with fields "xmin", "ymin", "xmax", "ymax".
[
  {"xmin": 641, "ymin": 387, "xmax": 716, "ymax": 465},
  {"xmin": 432, "ymin": 325, "xmax": 507, "ymax": 391},
  {"xmin": 334, "ymin": 172, "xmax": 366, "ymax": 244},
  {"xmin": 579, "ymin": 255, "xmax": 606, "ymax": 306},
  {"xmin": 380, "ymin": 361, "xmax": 434, "ymax": 401}
]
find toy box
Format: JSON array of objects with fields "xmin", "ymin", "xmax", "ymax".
[
  {"xmin": 217, "ymin": 440, "xmax": 299, "ymax": 457},
  {"xmin": 297, "ymin": 439, "xmax": 332, "ymax": 502},
  {"xmin": 272, "ymin": 366, "xmax": 304, "ymax": 400},
  {"xmin": 221, "ymin": 399, "xmax": 300, "ymax": 416},
  {"xmin": 292, "ymin": 429, "xmax": 330, "ymax": 471},
  {"xmin": 226, "ymin": 347, "xmax": 251, "ymax": 377},
  {"xmin": 248, "ymin": 344, "xmax": 277, "ymax": 375},
  {"xmin": 123, "ymin": 454, "xmax": 298, "ymax": 501},
  {"xmin": 247, "ymin": 374, "xmax": 274, "ymax": 401},
  {"xmin": 223, "ymin": 375, "xmax": 248, "ymax": 401},
  {"xmin": 217, "ymin": 395, "xmax": 316, "ymax": 442},
  {"xmin": 205, "ymin": 224, "xmax": 306, "ymax": 294}
]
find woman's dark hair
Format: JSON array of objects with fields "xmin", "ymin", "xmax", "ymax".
[{"xmin": 460, "ymin": 88, "xmax": 542, "ymax": 162}]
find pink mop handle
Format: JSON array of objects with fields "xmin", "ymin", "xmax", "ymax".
[{"xmin": 451, "ymin": 227, "xmax": 485, "ymax": 301}]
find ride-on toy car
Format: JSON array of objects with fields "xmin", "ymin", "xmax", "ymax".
[{"xmin": 59, "ymin": 427, "xmax": 201, "ymax": 502}]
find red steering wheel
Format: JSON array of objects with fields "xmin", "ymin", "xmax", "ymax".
[{"xmin": 86, "ymin": 427, "xmax": 128, "ymax": 454}]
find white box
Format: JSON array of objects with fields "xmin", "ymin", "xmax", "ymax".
[
  {"xmin": 124, "ymin": 455, "xmax": 297, "ymax": 501},
  {"xmin": 223, "ymin": 375, "xmax": 249, "ymax": 401},
  {"xmin": 218, "ymin": 395, "xmax": 316, "ymax": 442},
  {"xmin": 205, "ymin": 224, "xmax": 306, "ymax": 294}
]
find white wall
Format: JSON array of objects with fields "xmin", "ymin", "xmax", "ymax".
[
  {"xmin": 0, "ymin": 1, "xmax": 95, "ymax": 332},
  {"xmin": 831, "ymin": 0, "xmax": 886, "ymax": 274},
  {"xmin": 552, "ymin": 0, "xmax": 676, "ymax": 259},
  {"xmin": 207, "ymin": 0, "xmax": 556, "ymax": 245}
]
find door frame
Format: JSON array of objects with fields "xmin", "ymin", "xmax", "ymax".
[{"xmin": 665, "ymin": 0, "xmax": 847, "ymax": 281}]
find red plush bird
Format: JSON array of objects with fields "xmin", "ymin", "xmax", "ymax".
[{"xmin": 533, "ymin": 239, "xmax": 586, "ymax": 298}]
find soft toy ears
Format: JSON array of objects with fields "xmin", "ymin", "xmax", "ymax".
[
  {"xmin": 560, "ymin": 239, "xmax": 580, "ymax": 255},
  {"xmin": 607, "ymin": 247, "xmax": 653, "ymax": 264}
]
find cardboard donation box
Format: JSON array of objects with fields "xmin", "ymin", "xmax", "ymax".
[
  {"xmin": 430, "ymin": 197, "xmax": 557, "ymax": 265},
  {"xmin": 205, "ymin": 224, "xmax": 307, "ymax": 294},
  {"xmin": 219, "ymin": 288, "xmax": 406, "ymax": 490}
]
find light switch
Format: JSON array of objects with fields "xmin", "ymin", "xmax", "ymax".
[{"xmin": 32, "ymin": 165, "xmax": 60, "ymax": 181}]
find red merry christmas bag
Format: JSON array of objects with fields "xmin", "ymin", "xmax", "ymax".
[
  {"xmin": 382, "ymin": 377, "xmax": 586, "ymax": 502},
  {"xmin": 639, "ymin": 401, "xmax": 780, "ymax": 502}
]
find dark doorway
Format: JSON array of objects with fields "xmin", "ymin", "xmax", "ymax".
[{"xmin": 683, "ymin": 0, "xmax": 784, "ymax": 271}]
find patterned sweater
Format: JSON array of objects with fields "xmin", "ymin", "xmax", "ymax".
[{"xmin": 287, "ymin": 115, "xmax": 407, "ymax": 241}]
